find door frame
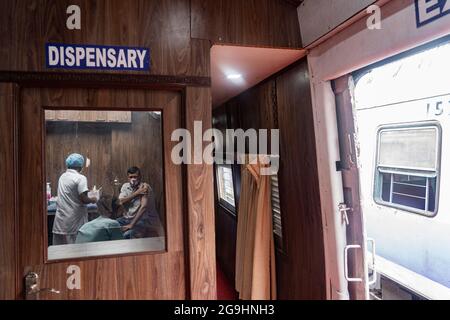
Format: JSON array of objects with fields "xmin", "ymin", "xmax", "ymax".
[
  {"xmin": 0, "ymin": 71, "xmax": 216, "ymax": 300},
  {"xmin": 332, "ymin": 75, "xmax": 368, "ymax": 300}
]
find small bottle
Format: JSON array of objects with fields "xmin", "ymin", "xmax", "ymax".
[{"xmin": 46, "ymin": 182, "xmax": 52, "ymax": 204}]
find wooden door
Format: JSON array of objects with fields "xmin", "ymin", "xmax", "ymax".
[{"xmin": 17, "ymin": 87, "xmax": 185, "ymax": 300}]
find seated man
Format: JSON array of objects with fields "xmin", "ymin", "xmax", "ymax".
[
  {"xmin": 117, "ymin": 166, "xmax": 163, "ymax": 239},
  {"xmin": 75, "ymin": 195, "xmax": 124, "ymax": 243}
]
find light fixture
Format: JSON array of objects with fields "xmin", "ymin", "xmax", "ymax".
[{"xmin": 226, "ymin": 74, "xmax": 242, "ymax": 80}]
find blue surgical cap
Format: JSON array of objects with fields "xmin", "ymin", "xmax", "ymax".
[{"xmin": 66, "ymin": 153, "xmax": 85, "ymax": 168}]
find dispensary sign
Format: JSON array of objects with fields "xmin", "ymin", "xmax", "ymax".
[{"xmin": 45, "ymin": 43, "xmax": 150, "ymax": 71}]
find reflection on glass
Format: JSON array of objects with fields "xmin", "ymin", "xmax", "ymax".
[{"xmin": 45, "ymin": 110, "xmax": 165, "ymax": 260}]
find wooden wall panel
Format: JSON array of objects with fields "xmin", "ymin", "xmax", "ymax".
[
  {"xmin": 275, "ymin": 60, "xmax": 326, "ymax": 299},
  {"xmin": 238, "ymin": 80, "xmax": 275, "ymax": 131},
  {"xmin": 268, "ymin": 0, "xmax": 303, "ymax": 48},
  {"xmin": 186, "ymin": 87, "xmax": 217, "ymax": 300},
  {"xmin": 2, "ymin": 0, "xmax": 200, "ymax": 76},
  {"xmin": 9, "ymin": 1, "xmax": 43, "ymax": 71},
  {"xmin": 0, "ymin": 2, "xmax": 12, "ymax": 69},
  {"xmin": 0, "ymin": 84, "xmax": 17, "ymax": 299},
  {"xmin": 24, "ymin": 251, "xmax": 185, "ymax": 299},
  {"xmin": 1, "ymin": 0, "xmax": 300, "ymax": 75},
  {"xmin": 18, "ymin": 89, "xmax": 45, "ymax": 268},
  {"xmin": 160, "ymin": 95, "xmax": 184, "ymax": 253},
  {"xmin": 136, "ymin": 0, "xmax": 191, "ymax": 76},
  {"xmin": 45, "ymin": 122, "xmax": 112, "ymax": 193},
  {"xmin": 191, "ymin": 0, "xmax": 302, "ymax": 48},
  {"xmin": 189, "ymin": 39, "xmax": 212, "ymax": 77}
]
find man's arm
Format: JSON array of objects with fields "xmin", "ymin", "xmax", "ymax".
[
  {"xmin": 79, "ymin": 191, "xmax": 97, "ymax": 204},
  {"xmin": 122, "ymin": 195, "xmax": 148, "ymax": 231},
  {"xmin": 118, "ymin": 183, "xmax": 149, "ymax": 206}
]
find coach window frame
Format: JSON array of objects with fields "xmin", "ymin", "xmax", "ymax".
[
  {"xmin": 216, "ymin": 163, "xmax": 237, "ymax": 214},
  {"xmin": 372, "ymin": 121, "xmax": 442, "ymax": 217}
]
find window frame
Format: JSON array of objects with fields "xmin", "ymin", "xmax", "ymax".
[
  {"xmin": 215, "ymin": 164, "xmax": 237, "ymax": 214},
  {"xmin": 373, "ymin": 121, "xmax": 442, "ymax": 217},
  {"xmin": 43, "ymin": 106, "xmax": 169, "ymax": 261}
]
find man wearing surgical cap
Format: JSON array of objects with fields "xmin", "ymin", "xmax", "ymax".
[{"xmin": 52, "ymin": 153, "xmax": 98, "ymax": 245}]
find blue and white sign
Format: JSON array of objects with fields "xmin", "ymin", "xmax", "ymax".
[
  {"xmin": 46, "ymin": 43, "xmax": 150, "ymax": 71},
  {"xmin": 415, "ymin": 0, "xmax": 450, "ymax": 28}
]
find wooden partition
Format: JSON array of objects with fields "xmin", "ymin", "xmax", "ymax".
[{"xmin": 0, "ymin": 84, "xmax": 17, "ymax": 300}]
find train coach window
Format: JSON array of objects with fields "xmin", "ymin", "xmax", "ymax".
[
  {"xmin": 216, "ymin": 164, "xmax": 236, "ymax": 211},
  {"xmin": 374, "ymin": 124, "xmax": 441, "ymax": 216}
]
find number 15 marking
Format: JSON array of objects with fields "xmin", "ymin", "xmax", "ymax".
[{"xmin": 427, "ymin": 101, "xmax": 449, "ymax": 116}]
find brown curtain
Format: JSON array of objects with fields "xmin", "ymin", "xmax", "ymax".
[{"xmin": 235, "ymin": 158, "xmax": 277, "ymax": 300}]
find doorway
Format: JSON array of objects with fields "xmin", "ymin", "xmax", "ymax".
[{"xmin": 336, "ymin": 37, "xmax": 450, "ymax": 300}]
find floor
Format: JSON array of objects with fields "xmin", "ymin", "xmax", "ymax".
[{"xmin": 216, "ymin": 264, "xmax": 238, "ymax": 300}]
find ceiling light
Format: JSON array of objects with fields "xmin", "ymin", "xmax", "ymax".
[{"xmin": 226, "ymin": 74, "xmax": 242, "ymax": 80}]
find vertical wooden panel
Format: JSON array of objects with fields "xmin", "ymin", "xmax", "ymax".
[
  {"xmin": 191, "ymin": 0, "xmax": 269, "ymax": 46},
  {"xmin": 160, "ymin": 95, "xmax": 184, "ymax": 253},
  {"xmin": 221, "ymin": 0, "xmax": 271, "ymax": 46},
  {"xmin": 268, "ymin": 0, "xmax": 302, "ymax": 48},
  {"xmin": 190, "ymin": 0, "xmax": 302, "ymax": 48},
  {"xmin": 10, "ymin": 0, "xmax": 43, "ymax": 71},
  {"xmin": 137, "ymin": 0, "xmax": 191, "ymax": 76},
  {"xmin": 0, "ymin": 84, "xmax": 17, "ymax": 299},
  {"xmin": 2, "ymin": 0, "xmax": 198, "ymax": 75},
  {"xmin": 189, "ymin": 38, "xmax": 212, "ymax": 77},
  {"xmin": 1, "ymin": 0, "xmax": 301, "ymax": 75},
  {"xmin": 19, "ymin": 88, "xmax": 45, "ymax": 268},
  {"xmin": 276, "ymin": 60, "xmax": 326, "ymax": 299},
  {"xmin": 45, "ymin": 122, "xmax": 113, "ymax": 195},
  {"xmin": 186, "ymin": 87, "xmax": 217, "ymax": 299},
  {"xmin": 0, "ymin": 1, "xmax": 12, "ymax": 68},
  {"xmin": 190, "ymin": 0, "xmax": 221, "ymax": 42},
  {"xmin": 238, "ymin": 80, "xmax": 275, "ymax": 131}
]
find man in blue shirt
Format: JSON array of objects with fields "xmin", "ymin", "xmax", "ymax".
[{"xmin": 76, "ymin": 195, "xmax": 124, "ymax": 243}]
